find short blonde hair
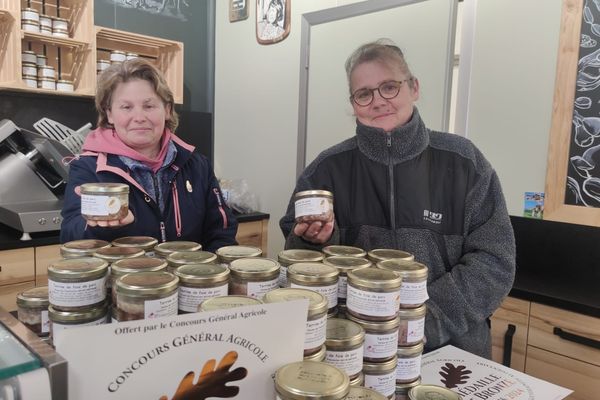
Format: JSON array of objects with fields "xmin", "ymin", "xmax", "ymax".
[{"xmin": 95, "ymin": 58, "xmax": 178, "ymax": 132}]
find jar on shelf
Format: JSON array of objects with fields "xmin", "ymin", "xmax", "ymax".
[
  {"xmin": 346, "ymin": 268, "xmax": 401, "ymax": 322},
  {"xmin": 376, "ymin": 260, "xmax": 429, "ymax": 308},
  {"xmin": 395, "ymin": 342, "xmax": 424, "ymax": 384},
  {"xmin": 17, "ymin": 286, "xmax": 50, "ymax": 337},
  {"xmin": 21, "ymin": 19, "xmax": 39, "ymax": 32},
  {"xmin": 36, "ymin": 54, "xmax": 47, "ymax": 67},
  {"xmin": 347, "ymin": 386, "xmax": 388, "ymax": 400},
  {"xmin": 126, "ymin": 52, "xmax": 139, "ymax": 60},
  {"xmin": 115, "ymin": 271, "xmax": 179, "ymax": 321},
  {"xmin": 395, "ymin": 378, "xmax": 421, "ymax": 400},
  {"xmin": 198, "ymin": 295, "xmax": 262, "ymax": 312},
  {"xmin": 48, "ymin": 257, "xmax": 109, "ymax": 311},
  {"xmin": 60, "ymin": 239, "xmax": 111, "ymax": 259},
  {"xmin": 21, "ymin": 8, "xmax": 40, "ymax": 23},
  {"xmin": 166, "ymin": 250, "xmax": 217, "ymax": 273},
  {"xmin": 346, "ymin": 313, "xmax": 399, "ymax": 363},
  {"xmin": 110, "ymin": 50, "xmax": 127, "ymax": 63},
  {"xmin": 80, "ymin": 183, "xmax": 129, "ymax": 221},
  {"xmin": 397, "ymin": 305, "xmax": 426, "ymax": 346},
  {"xmin": 408, "ymin": 385, "xmax": 461, "ymax": 400},
  {"xmin": 39, "ymin": 15, "xmax": 52, "ymax": 31},
  {"xmin": 112, "ymin": 236, "xmax": 159, "ymax": 256},
  {"xmin": 52, "ymin": 17, "xmax": 69, "ymax": 32},
  {"xmin": 154, "ymin": 241, "xmax": 202, "ymax": 259},
  {"xmin": 287, "ymin": 262, "xmax": 339, "ymax": 313},
  {"xmin": 40, "ymin": 25, "xmax": 52, "ymax": 35},
  {"xmin": 323, "ymin": 245, "xmax": 367, "ymax": 258},
  {"xmin": 56, "ymin": 80, "xmax": 74, "ymax": 92},
  {"xmin": 48, "ymin": 303, "xmax": 108, "ymax": 341},
  {"xmin": 303, "ymin": 344, "xmax": 326, "ymax": 362},
  {"xmin": 52, "ymin": 28, "xmax": 69, "ymax": 38},
  {"xmin": 21, "ymin": 50, "xmax": 37, "ymax": 64},
  {"xmin": 22, "ymin": 62, "xmax": 37, "ymax": 77},
  {"xmin": 110, "ymin": 256, "xmax": 168, "ymax": 304},
  {"xmin": 37, "ymin": 65, "xmax": 55, "ymax": 79},
  {"xmin": 97, "ymin": 59, "xmax": 111, "ymax": 74},
  {"xmin": 363, "ymin": 355, "xmax": 398, "ymax": 399},
  {"xmin": 229, "ymin": 257, "xmax": 280, "ymax": 298},
  {"xmin": 174, "ymin": 264, "xmax": 229, "ymax": 313},
  {"xmin": 323, "ymin": 256, "xmax": 371, "ymax": 303},
  {"xmin": 22, "ymin": 75, "xmax": 37, "ymax": 88},
  {"xmin": 274, "ymin": 361, "xmax": 350, "ymax": 400},
  {"xmin": 367, "ymin": 249, "xmax": 414, "ymax": 264},
  {"xmin": 294, "ymin": 190, "xmax": 334, "ymax": 224},
  {"xmin": 277, "ymin": 248, "xmax": 323, "ymax": 287},
  {"xmin": 324, "ymin": 318, "xmax": 365, "ymax": 380},
  {"xmin": 215, "ymin": 245, "xmax": 262, "ymax": 264}
]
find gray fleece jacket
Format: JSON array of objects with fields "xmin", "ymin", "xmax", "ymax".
[{"xmin": 280, "ymin": 109, "xmax": 516, "ymax": 358}]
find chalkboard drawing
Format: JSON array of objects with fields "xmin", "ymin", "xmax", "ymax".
[
  {"xmin": 105, "ymin": 0, "xmax": 190, "ymax": 21},
  {"xmin": 256, "ymin": 0, "xmax": 291, "ymax": 45}
]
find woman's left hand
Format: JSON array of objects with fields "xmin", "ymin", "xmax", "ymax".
[{"xmin": 86, "ymin": 210, "xmax": 135, "ymax": 228}]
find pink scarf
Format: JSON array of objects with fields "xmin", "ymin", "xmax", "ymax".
[{"xmin": 82, "ymin": 127, "xmax": 173, "ymax": 173}]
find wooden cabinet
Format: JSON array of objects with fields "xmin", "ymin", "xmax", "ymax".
[
  {"xmin": 235, "ymin": 219, "xmax": 269, "ymax": 255},
  {"xmin": 0, "ymin": 248, "xmax": 35, "ymax": 311},
  {"xmin": 491, "ymin": 296, "xmax": 530, "ymax": 372}
]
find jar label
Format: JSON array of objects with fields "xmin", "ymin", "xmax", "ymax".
[
  {"xmin": 305, "ymin": 314, "xmax": 326, "ymax": 350},
  {"xmin": 364, "ymin": 331, "xmax": 398, "ymax": 359},
  {"xmin": 400, "ymin": 280, "xmax": 428, "ymax": 305},
  {"xmin": 81, "ymin": 194, "xmax": 122, "ymax": 216},
  {"xmin": 365, "ymin": 370, "xmax": 396, "ymax": 397},
  {"xmin": 396, "ymin": 354, "xmax": 422, "ymax": 381},
  {"xmin": 346, "ymin": 285, "xmax": 400, "ymax": 316},
  {"xmin": 51, "ymin": 314, "xmax": 107, "ymax": 336},
  {"xmin": 291, "ymin": 283, "xmax": 338, "ymax": 308},
  {"xmin": 278, "ymin": 265, "xmax": 288, "ymax": 287},
  {"xmin": 247, "ymin": 278, "xmax": 279, "ymax": 298},
  {"xmin": 48, "ymin": 276, "xmax": 107, "ymax": 307},
  {"xmin": 398, "ymin": 317, "xmax": 425, "ymax": 344},
  {"xmin": 178, "ymin": 284, "xmax": 227, "ymax": 313},
  {"xmin": 338, "ymin": 275, "xmax": 348, "ymax": 299},
  {"xmin": 294, "ymin": 197, "xmax": 331, "ymax": 218},
  {"xmin": 41, "ymin": 310, "xmax": 50, "ymax": 333},
  {"xmin": 146, "ymin": 291, "xmax": 178, "ymax": 318},
  {"xmin": 325, "ymin": 347, "xmax": 364, "ymax": 376}
]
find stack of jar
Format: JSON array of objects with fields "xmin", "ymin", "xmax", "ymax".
[
  {"xmin": 21, "ymin": 8, "xmax": 69, "ymax": 37},
  {"xmin": 21, "ymin": 50, "xmax": 72, "ymax": 92}
]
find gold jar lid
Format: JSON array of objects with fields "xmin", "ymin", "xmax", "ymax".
[
  {"xmin": 349, "ymin": 372, "xmax": 364, "ymax": 387},
  {"xmin": 116, "ymin": 271, "xmax": 178, "ymax": 297},
  {"xmin": 323, "ymin": 256, "xmax": 371, "ymax": 274},
  {"xmin": 278, "ymin": 249, "xmax": 324, "ymax": 265},
  {"xmin": 60, "ymin": 239, "xmax": 111, "ymax": 258},
  {"xmin": 53, "ymin": 16, "xmax": 69, "ymax": 23},
  {"xmin": 174, "ymin": 264, "xmax": 229, "ymax": 285},
  {"xmin": 396, "ymin": 378, "xmax": 421, "ymax": 393},
  {"xmin": 22, "ymin": 74, "xmax": 37, "ymax": 79},
  {"xmin": 112, "ymin": 236, "xmax": 158, "ymax": 250},
  {"xmin": 21, "ymin": 19, "xmax": 39, "ymax": 25},
  {"xmin": 377, "ymin": 260, "xmax": 428, "ymax": 281},
  {"xmin": 362, "ymin": 355, "xmax": 397, "ymax": 374},
  {"xmin": 110, "ymin": 50, "xmax": 126, "ymax": 55},
  {"xmin": 368, "ymin": 249, "xmax": 414, "ymax": 263},
  {"xmin": 154, "ymin": 241, "xmax": 202, "ymax": 257},
  {"xmin": 16, "ymin": 286, "xmax": 49, "ymax": 308},
  {"xmin": 263, "ymin": 288, "xmax": 328, "ymax": 318},
  {"xmin": 287, "ymin": 263, "xmax": 339, "ymax": 284},
  {"xmin": 22, "ymin": 50, "xmax": 36, "ymax": 55},
  {"xmin": 48, "ymin": 303, "xmax": 107, "ymax": 323},
  {"xmin": 22, "ymin": 7, "xmax": 39, "ymax": 13},
  {"xmin": 275, "ymin": 361, "xmax": 349, "ymax": 400},
  {"xmin": 111, "ymin": 256, "xmax": 167, "ymax": 277},
  {"xmin": 409, "ymin": 385, "xmax": 462, "ymax": 400},
  {"xmin": 346, "ymin": 312, "xmax": 400, "ymax": 332},
  {"xmin": 347, "ymin": 386, "xmax": 388, "ymax": 400},
  {"xmin": 48, "ymin": 257, "xmax": 109, "ymax": 280},
  {"xmin": 56, "ymin": 79, "xmax": 73, "ymax": 84},
  {"xmin": 295, "ymin": 190, "xmax": 333, "ymax": 199},
  {"xmin": 398, "ymin": 304, "xmax": 427, "ymax": 319},
  {"xmin": 396, "ymin": 341, "xmax": 424, "ymax": 357},
  {"xmin": 215, "ymin": 245, "xmax": 262, "ymax": 262},
  {"xmin": 198, "ymin": 295, "xmax": 262, "ymax": 311},
  {"xmin": 22, "ymin": 61, "xmax": 37, "ymax": 67},
  {"xmin": 80, "ymin": 182, "xmax": 128, "ymax": 194},
  {"xmin": 229, "ymin": 257, "xmax": 280, "ymax": 279},
  {"xmin": 303, "ymin": 344, "xmax": 326, "ymax": 362},
  {"xmin": 52, "ymin": 28, "xmax": 69, "ymax": 33},
  {"xmin": 322, "ymin": 245, "xmax": 366, "ymax": 258},
  {"xmin": 38, "ymin": 77, "xmax": 56, "ymax": 82},
  {"xmin": 166, "ymin": 250, "xmax": 217, "ymax": 267},
  {"xmin": 347, "ymin": 267, "xmax": 402, "ymax": 291},
  {"xmin": 325, "ymin": 318, "xmax": 365, "ymax": 348},
  {"xmin": 37, "ymin": 54, "xmax": 48, "ymax": 59},
  {"xmin": 93, "ymin": 246, "xmax": 145, "ymax": 261}
]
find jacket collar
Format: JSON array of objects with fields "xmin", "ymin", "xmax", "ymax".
[{"xmin": 355, "ymin": 107, "xmax": 429, "ymax": 164}]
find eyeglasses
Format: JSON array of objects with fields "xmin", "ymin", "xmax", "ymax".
[{"xmin": 350, "ymin": 79, "xmax": 412, "ymax": 107}]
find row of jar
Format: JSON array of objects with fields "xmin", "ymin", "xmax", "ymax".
[
  {"xmin": 21, "ymin": 8, "xmax": 70, "ymax": 37},
  {"xmin": 97, "ymin": 51, "xmax": 140, "ymax": 75}
]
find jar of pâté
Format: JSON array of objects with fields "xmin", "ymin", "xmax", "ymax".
[
  {"xmin": 275, "ymin": 361, "xmax": 349, "ymax": 400},
  {"xmin": 80, "ymin": 183, "xmax": 129, "ymax": 221},
  {"xmin": 346, "ymin": 268, "xmax": 401, "ymax": 322},
  {"xmin": 277, "ymin": 249, "xmax": 324, "ymax": 287}
]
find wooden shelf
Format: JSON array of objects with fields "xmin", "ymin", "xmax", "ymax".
[
  {"xmin": 0, "ymin": 83, "xmax": 94, "ymax": 97},
  {"xmin": 22, "ymin": 30, "xmax": 89, "ymax": 49}
]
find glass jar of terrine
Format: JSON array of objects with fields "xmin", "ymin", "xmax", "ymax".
[
  {"xmin": 323, "ymin": 256, "xmax": 371, "ymax": 304},
  {"xmin": 263, "ymin": 288, "xmax": 328, "ymax": 357},
  {"xmin": 323, "ymin": 245, "xmax": 367, "ymax": 258},
  {"xmin": 154, "ymin": 241, "xmax": 202, "ymax": 259},
  {"xmin": 166, "ymin": 250, "xmax": 217, "ymax": 273},
  {"xmin": 277, "ymin": 249, "xmax": 324, "ymax": 287},
  {"xmin": 48, "ymin": 257, "xmax": 109, "ymax": 311},
  {"xmin": 229, "ymin": 257, "xmax": 280, "ymax": 298},
  {"xmin": 303, "ymin": 344, "xmax": 326, "ymax": 362},
  {"xmin": 287, "ymin": 262, "xmax": 339, "ymax": 313},
  {"xmin": 396, "ymin": 342, "xmax": 424, "ymax": 384},
  {"xmin": 275, "ymin": 361, "xmax": 349, "ymax": 400},
  {"xmin": 17, "ymin": 286, "xmax": 50, "ymax": 337},
  {"xmin": 110, "ymin": 256, "xmax": 168, "ymax": 304},
  {"xmin": 294, "ymin": 190, "xmax": 334, "ymax": 224},
  {"xmin": 174, "ymin": 264, "xmax": 229, "ymax": 313},
  {"xmin": 115, "ymin": 271, "xmax": 179, "ymax": 321},
  {"xmin": 325, "ymin": 318, "xmax": 365, "ymax": 380},
  {"xmin": 395, "ymin": 378, "xmax": 421, "ymax": 400},
  {"xmin": 367, "ymin": 249, "xmax": 414, "ymax": 264},
  {"xmin": 48, "ymin": 303, "xmax": 108, "ymax": 341},
  {"xmin": 60, "ymin": 239, "xmax": 111, "ymax": 258},
  {"xmin": 346, "ymin": 268, "xmax": 401, "ymax": 322},
  {"xmin": 93, "ymin": 246, "xmax": 144, "ymax": 263},
  {"xmin": 377, "ymin": 260, "xmax": 429, "ymax": 308},
  {"xmin": 198, "ymin": 295, "xmax": 262, "ymax": 312},
  {"xmin": 347, "ymin": 386, "xmax": 388, "ymax": 400},
  {"xmin": 349, "ymin": 372, "xmax": 364, "ymax": 387},
  {"xmin": 397, "ymin": 305, "xmax": 426, "ymax": 346},
  {"xmin": 112, "ymin": 236, "xmax": 159, "ymax": 256},
  {"xmin": 408, "ymin": 385, "xmax": 462, "ymax": 400},
  {"xmin": 346, "ymin": 313, "xmax": 399, "ymax": 362},
  {"xmin": 80, "ymin": 183, "xmax": 129, "ymax": 221},
  {"xmin": 215, "ymin": 245, "xmax": 262, "ymax": 264},
  {"xmin": 363, "ymin": 356, "xmax": 398, "ymax": 399}
]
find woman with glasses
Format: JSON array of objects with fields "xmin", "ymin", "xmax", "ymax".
[{"xmin": 280, "ymin": 39, "xmax": 515, "ymax": 358}]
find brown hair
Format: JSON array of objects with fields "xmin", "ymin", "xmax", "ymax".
[{"xmin": 95, "ymin": 58, "xmax": 178, "ymax": 132}]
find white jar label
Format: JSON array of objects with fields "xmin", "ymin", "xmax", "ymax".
[
  {"xmin": 400, "ymin": 280, "xmax": 428, "ymax": 305},
  {"xmin": 52, "ymin": 315, "xmax": 107, "ymax": 336},
  {"xmin": 338, "ymin": 275, "xmax": 348, "ymax": 299},
  {"xmin": 247, "ymin": 278, "xmax": 279, "ymax": 298},
  {"xmin": 364, "ymin": 331, "xmax": 398, "ymax": 359},
  {"xmin": 278, "ymin": 265, "xmax": 288, "ymax": 287},
  {"xmin": 405, "ymin": 317, "xmax": 425, "ymax": 343},
  {"xmin": 41, "ymin": 310, "xmax": 50, "ymax": 334},
  {"xmin": 365, "ymin": 370, "xmax": 396, "ymax": 397},
  {"xmin": 396, "ymin": 354, "xmax": 422, "ymax": 381},
  {"xmin": 294, "ymin": 197, "xmax": 331, "ymax": 218},
  {"xmin": 146, "ymin": 291, "xmax": 178, "ymax": 318},
  {"xmin": 305, "ymin": 314, "xmax": 326, "ymax": 350},
  {"xmin": 178, "ymin": 284, "xmax": 228, "ymax": 313},
  {"xmin": 48, "ymin": 276, "xmax": 106, "ymax": 307},
  {"xmin": 325, "ymin": 347, "xmax": 364, "ymax": 376},
  {"xmin": 291, "ymin": 282, "xmax": 338, "ymax": 308},
  {"xmin": 346, "ymin": 285, "xmax": 400, "ymax": 316},
  {"xmin": 81, "ymin": 194, "xmax": 122, "ymax": 216}
]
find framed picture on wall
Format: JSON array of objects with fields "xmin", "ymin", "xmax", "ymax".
[
  {"xmin": 256, "ymin": 0, "xmax": 291, "ymax": 44},
  {"xmin": 230, "ymin": 0, "xmax": 249, "ymax": 22}
]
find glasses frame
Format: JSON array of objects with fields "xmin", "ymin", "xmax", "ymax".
[{"xmin": 350, "ymin": 78, "xmax": 413, "ymax": 107}]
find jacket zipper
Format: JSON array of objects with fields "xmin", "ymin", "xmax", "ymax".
[
  {"xmin": 387, "ymin": 132, "xmax": 396, "ymax": 233},
  {"xmin": 153, "ymin": 174, "xmax": 167, "ymax": 242}
]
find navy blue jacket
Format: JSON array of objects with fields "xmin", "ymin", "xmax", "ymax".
[{"xmin": 60, "ymin": 138, "xmax": 238, "ymax": 252}]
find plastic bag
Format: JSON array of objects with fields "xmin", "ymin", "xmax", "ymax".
[{"xmin": 219, "ymin": 179, "xmax": 259, "ymax": 214}]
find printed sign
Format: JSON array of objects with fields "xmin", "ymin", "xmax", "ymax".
[{"xmin": 55, "ymin": 301, "xmax": 308, "ymax": 399}]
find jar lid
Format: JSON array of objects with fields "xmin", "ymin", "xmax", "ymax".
[
  {"xmin": 38, "ymin": 77, "xmax": 56, "ymax": 82},
  {"xmin": 347, "ymin": 267, "xmax": 402, "ymax": 290},
  {"xmin": 396, "ymin": 341, "xmax": 424, "ymax": 357},
  {"xmin": 56, "ymin": 79, "xmax": 73, "ymax": 84},
  {"xmin": 154, "ymin": 241, "xmax": 202, "ymax": 257},
  {"xmin": 408, "ymin": 385, "xmax": 461, "ymax": 400},
  {"xmin": 166, "ymin": 250, "xmax": 217, "ymax": 266},
  {"xmin": 396, "ymin": 378, "xmax": 421, "ymax": 393},
  {"xmin": 398, "ymin": 303, "xmax": 427, "ymax": 318},
  {"xmin": 38, "ymin": 65, "xmax": 55, "ymax": 70},
  {"xmin": 37, "ymin": 54, "xmax": 48, "ymax": 59},
  {"xmin": 16, "ymin": 286, "xmax": 49, "ymax": 308},
  {"xmin": 377, "ymin": 260, "xmax": 428, "ymax": 280},
  {"xmin": 93, "ymin": 246, "xmax": 145, "ymax": 261},
  {"xmin": 229, "ymin": 257, "xmax": 280, "ymax": 279},
  {"xmin": 52, "ymin": 28, "xmax": 69, "ymax": 33},
  {"xmin": 346, "ymin": 386, "xmax": 388, "ymax": 400},
  {"xmin": 215, "ymin": 245, "xmax": 262, "ymax": 262},
  {"xmin": 303, "ymin": 344, "xmax": 326, "ymax": 362},
  {"xmin": 368, "ymin": 249, "xmax": 414, "ymax": 263},
  {"xmin": 60, "ymin": 239, "xmax": 111, "ymax": 257},
  {"xmin": 48, "ymin": 303, "xmax": 107, "ymax": 323},
  {"xmin": 80, "ymin": 182, "xmax": 129, "ymax": 194},
  {"xmin": 198, "ymin": 295, "xmax": 262, "ymax": 311},
  {"xmin": 22, "ymin": 7, "xmax": 39, "ymax": 12},
  {"xmin": 174, "ymin": 264, "xmax": 229, "ymax": 284},
  {"xmin": 111, "ymin": 256, "xmax": 167, "ymax": 276},
  {"xmin": 349, "ymin": 372, "xmax": 364, "ymax": 387},
  {"xmin": 22, "ymin": 74, "xmax": 37, "ymax": 79},
  {"xmin": 278, "ymin": 249, "xmax": 323, "ymax": 264},
  {"xmin": 362, "ymin": 355, "xmax": 397, "ymax": 373},
  {"xmin": 287, "ymin": 263, "xmax": 339, "ymax": 284},
  {"xmin": 22, "ymin": 50, "xmax": 36, "ymax": 55},
  {"xmin": 323, "ymin": 256, "xmax": 371, "ymax": 273},
  {"xmin": 346, "ymin": 312, "xmax": 400, "ymax": 331},
  {"xmin": 21, "ymin": 19, "xmax": 39, "ymax": 24},
  {"xmin": 275, "ymin": 361, "xmax": 350, "ymax": 400},
  {"xmin": 325, "ymin": 318, "xmax": 365, "ymax": 348},
  {"xmin": 295, "ymin": 190, "xmax": 333, "ymax": 198},
  {"xmin": 97, "ymin": 59, "xmax": 111, "ymax": 64},
  {"xmin": 39, "ymin": 14, "xmax": 52, "ymax": 19},
  {"xmin": 48, "ymin": 257, "xmax": 109, "ymax": 279},
  {"xmin": 263, "ymin": 288, "xmax": 328, "ymax": 318},
  {"xmin": 116, "ymin": 271, "xmax": 179, "ymax": 297},
  {"xmin": 112, "ymin": 236, "xmax": 158, "ymax": 249},
  {"xmin": 126, "ymin": 52, "xmax": 138, "ymax": 57},
  {"xmin": 21, "ymin": 62, "xmax": 37, "ymax": 68},
  {"xmin": 53, "ymin": 16, "xmax": 69, "ymax": 22},
  {"xmin": 110, "ymin": 50, "xmax": 126, "ymax": 55},
  {"xmin": 322, "ymin": 245, "xmax": 366, "ymax": 258}
]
